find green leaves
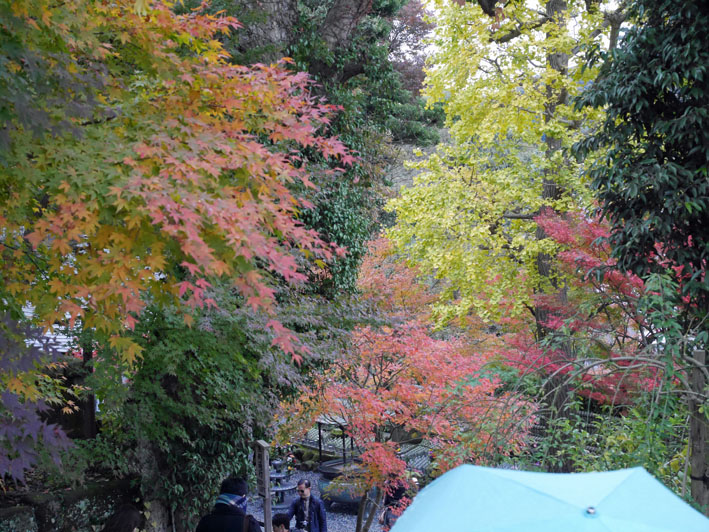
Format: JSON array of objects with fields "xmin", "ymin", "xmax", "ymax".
[
  {"xmin": 84, "ymin": 301, "xmax": 280, "ymax": 526},
  {"xmin": 574, "ymin": 0, "xmax": 709, "ymax": 314}
]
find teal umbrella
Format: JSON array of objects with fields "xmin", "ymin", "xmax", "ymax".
[{"xmin": 390, "ymin": 465, "xmax": 709, "ymax": 532}]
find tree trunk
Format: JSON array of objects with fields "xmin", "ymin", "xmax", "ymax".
[
  {"xmin": 136, "ymin": 438, "xmax": 172, "ymax": 532},
  {"xmin": 536, "ymin": 0, "xmax": 575, "ymax": 472},
  {"xmin": 229, "ymin": 0, "xmax": 299, "ymax": 63},
  {"xmin": 310, "ymin": 0, "xmax": 374, "ymax": 82},
  {"xmin": 356, "ymin": 488, "xmax": 383, "ymax": 532},
  {"xmin": 319, "ymin": 0, "xmax": 374, "ymax": 51},
  {"xmin": 231, "ymin": 0, "xmax": 373, "ymax": 72},
  {"xmin": 689, "ymin": 349, "xmax": 709, "ymax": 514}
]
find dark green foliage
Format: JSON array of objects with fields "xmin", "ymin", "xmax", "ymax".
[
  {"xmin": 573, "ymin": 8, "xmax": 709, "ymax": 504},
  {"xmin": 55, "ymin": 284, "xmax": 381, "ymax": 525},
  {"xmin": 372, "ymin": 0, "xmax": 408, "ymax": 17},
  {"xmin": 385, "ymin": 99, "xmax": 444, "ymax": 146},
  {"xmin": 574, "ymin": 0, "xmax": 709, "ymax": 312},
  {"xmin": 284, "ymin": 7, "xmax": 390, "ymax": 293},
  {"xmin": 287, "ymin": 2, "xmax": 441, "ymax": 291},
  {"xmin": 518, "ymin": 395, "xmax": 688, "ymax": 490},
  {"xmin": 303, "ymin": 183, "xmax": 377, "ymax": 295},
  {"xmin": 82, "ymin": 303, "xmax": 286, "ymax": 527}
]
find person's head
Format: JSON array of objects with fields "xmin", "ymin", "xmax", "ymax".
[
  {"xmin": 272, "ymin": 513, "xmax": 291, "ymax": 532},
  {"xmin": 296, "ymin": 478, "xmax": 311, "ymax": 500},
  {"xmin": 100, "ymin": 504, "xmax": 143, "ymax": 532},
  {"xmin": 220, "ymin": 476, "xmax": 248, "ymax": 496}
]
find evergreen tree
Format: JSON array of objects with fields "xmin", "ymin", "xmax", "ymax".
[{"xmin": 574, "ymin": 0, "xmax": 709, "ymax": 510}]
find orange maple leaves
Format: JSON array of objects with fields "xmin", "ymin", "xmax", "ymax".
[
  {"xmin": 279, "ymin": 236, "xmax": 534, "ymax": 489},
  {"xmin": 1, "ymin": 2, "xmax": 353, "ymax": 363}
]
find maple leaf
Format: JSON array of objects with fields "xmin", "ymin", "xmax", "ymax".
[
  {"xmin": 181, "ymin": 261, "xmax": 201, "ymax": 276},
  {"xmin": 24, "ymin": 231, "xmax": 44, "ymax": 249}
]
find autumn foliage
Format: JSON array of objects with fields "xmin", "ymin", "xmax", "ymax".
[
  {"xmin": 279, "ymin": 237, "xmax": 534, "ymax": 507},
  {"xmin": 0, "ymin": 1, "xmax": 353, "ymax": 363},
  {"xmin": 0, "ymin": 0, "xmax": 355, "ymax": 485},
  {"xmin": 355, "ymin": 238, "xmax": 437, "ymax": 320},
  {"xmin": 499, "ymin": 210, "xmax": 668, "ymax": 406}
]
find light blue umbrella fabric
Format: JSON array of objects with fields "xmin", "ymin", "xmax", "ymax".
[{"xmin": 390, "ymin": 465, "xmax": 709, "ymax": 532}]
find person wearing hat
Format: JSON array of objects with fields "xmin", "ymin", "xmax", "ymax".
[{"xmin": 196, "ymin": 477, "xmax": 261, "ymax": 532}]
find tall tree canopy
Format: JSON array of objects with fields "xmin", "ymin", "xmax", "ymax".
[
  {"xmin": 0, "ymin": 0, "xmax": 352, "ymax": 491},
  {"xmin": 387, "ymin": 0, "xmax": 619, "ymax": 323},
  {"xmin": 575, "ymin": 0, "xmax": 709, "ymax": 315},
  {"xmin": 385, "ymin": 0, "xmax": 631, "ymax": 471}
]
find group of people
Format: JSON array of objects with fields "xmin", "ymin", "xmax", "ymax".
[
  {"xmin": 101, "ymin": 472, "xmax": 410, "ymax": 531},
  {"xmin": 196, "ymin": 476, "xmax": 328, "ymax": 532}
]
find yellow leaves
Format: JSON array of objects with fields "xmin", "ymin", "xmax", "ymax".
[
  {"xmin": 202, "ymin": 45, "xmax": 225, "ymax": 65},
  {"xmin": 386, "ymin": 1, "xmax": 612, "ymax": 323},
  {"xmin": 48, "ymin": 277, "xmax": 67, "ymax": 296},
  {"xmin": 133, "ymin": 0, "xmax": 152, "ymax": 16},
  {"xmin": 10, "ymin": 1, "xmax": 28, "ymax": 17},
  {"xmin": 124, "ymin": 214, "xmax": 142, "ymax": 230},
  {"xmin": 7, "ymin": 377, "xmax": 26, "ymax": 395},
  {"xmin": 6, "ymin": 61, "xmax": 22, "ymax": 74},
  {"xmin": 107, "ymin": 229, "xmax": 132, "ymax": 250},
  {"xmin": 208, "ymin": 259, "xmax": 229, "ymax": 277},
  {"xmin": 389, "ymin": 150, "xmax": 536, "ymax": 320},
  {"xmin": 108, "ymin": 335, "xmax": 144, "ymax": 365},
  {"xmin": 51, "ymin": 237, "xmax": 72, "ymax": 255},
  {"xmin": 4, "ymin": 281, "xmax": 26, "ymax": 296},
  {"xmin": 145, "ymin": 245, "xmax": 166, "ymax": 270},
  {"xmin": 5, "ymin": 374, "xmax": 40, "ymax": 402}
]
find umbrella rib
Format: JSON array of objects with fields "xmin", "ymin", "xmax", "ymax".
[
  {"xmin": 592, "ymin": 469, "xmax": 639, "ymax": 508},
  {"xmin": 483, "ymin": 470, "xmax": 580, "ymax": 508}
]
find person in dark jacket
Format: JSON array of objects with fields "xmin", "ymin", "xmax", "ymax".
[
  {"xmin": 287, "ymin": 479, "xmax": 327, "ymax": 532},
  {"xmin": 196, "ymin": 477, "xmax": 260, "ymax": 532}
]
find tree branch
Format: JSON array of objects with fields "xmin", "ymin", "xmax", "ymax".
[
  {"xmin": 570, "ymin": 1, "xmax": 630, "ymax": 56},
  {"xmin": 493, "ymin": 16, "xmax": 549, "ymax": 44},
  {"xmin": 503, "ymin": 212, "xmax": 537, "ymax": 220}
]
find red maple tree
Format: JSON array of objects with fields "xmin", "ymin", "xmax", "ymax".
[
  {"xmin": 501, "ymin": 211, "xmax": 668, "ymax": 406},
  {"xmin": 279, "ymin": 237, "xmax": 533, "ymax": 531}
]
